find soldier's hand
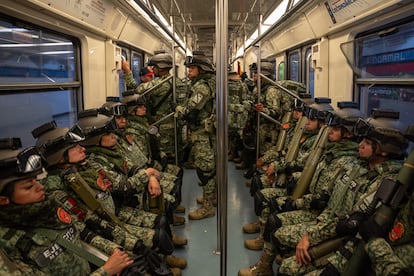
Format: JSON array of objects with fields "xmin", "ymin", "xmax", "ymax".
[
  {"xmin": 335, "ymin": 211, "xmax": 365, "ymax": 237},
  {"xmin": 296, "ymin": 234, "xmax": 311, "ymax": 265},
  {"xmin": 266, "ymin": 163, "xmax": 275, "ymax": 176},
  {"xmin": 103, "ymin": 248, "xmax": 133, "ymax": 275},
  {"xmin": 255, "ymin": 103, "xmax": 264, "ymax": 112},
  {"xmin": 148, "ymin": 176, "xmax": 161, "ymax": 197},
  {"xmin": 121, "ymin": 60, "xmax": 131, "ymax": 74},
  {"xmin": 174, "ymin": 105, "xmax": 186, "ymax": 118},
  {"xmin": 145, "ymin": 168, "xmax": 160, "ymax": 179}
]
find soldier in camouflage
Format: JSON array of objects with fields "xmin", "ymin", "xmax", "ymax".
[
  {"xmin": 243, "ymin": 99, "xmax": 334, "ymax": 252},
  {"xmin": 123, "ymin": 50, "xmax": 187, "ymax": 162},
  {"xmin": 31, "ymin": 124, "xmax": 182, "ymax": 274},
  {"xmin": 174, "ymin": 51, "xmax": 217, "ymax": 220},
  {"xmin": 0, "ymin": 138, "xmax": 135, "ymax": 275},
  {"xmin": 275, "ymin": 110, "xmax": 410, "ymax": 276},
  {"xmin": 228, "ymin": 70, "xmax": 249, "ymax": 161}
]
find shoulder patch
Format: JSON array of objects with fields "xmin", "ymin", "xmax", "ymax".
[{"xmin": 57, "ymin": 208, "xmax": 71, "ymax": 224}]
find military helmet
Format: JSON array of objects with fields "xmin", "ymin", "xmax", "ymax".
[
  {"xmin": 184, "ymin": 51, "xmax": 215, "ymax": 72},
  {"xmin": 32, "ymin": 121, "xmax": 84, "ymax": 167},
  {"xmin": 304, "ymin": 97, "xmax": 334, "ymax": 121},
  {"xmin": 291, "ymin": 93, "xmax": 312, "ymax": 111},
  {"xmin": 250, "ymin": 59, "xmax": 274, "ymax": 77},
  {"xmin": 147, "ymin": 50, "xmax": 173, "ymax": 69},
  {"xmin": 77, "ymin": 109, "xmax": 117, "ymax": 147},
  {"xmin": 0, "ymin": 138, "xmax": 44, "ymax": 193},
  {"xmin": 101, "ymin": 96, "xmax": 128, "ymax": 116},
  {"xmin": 121, "ymin": 91, "xmax": 146, "ymax": 113},
  {"xmin": 354, "ymin": 109, "xmax": 409, "ymax": 156},
  {"xmin": 326, "ymin": 101, "xmax": 364, "ymax": 133}
]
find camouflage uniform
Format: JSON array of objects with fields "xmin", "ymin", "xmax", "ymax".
[
  {"xmin": 277, "ymin": 159, "xmax": 402, "ymax": 275},
  {"xmin": 42, "ymin": 172, "xmax": 156, "ymax": 249},
  {"xmin": 176, "ymin": 70, "xmax": 216, "ymax": 219},
  {"xmin": 228, "ymin": 75, "xmax": 249, "ymax": 159},
  {"xmin": 255, "ymin": 80, "xmax": 293, "ymax": 154},
  {"xmin": 0, "ymin": 192, "xmax": 125, "ymax": 275}
]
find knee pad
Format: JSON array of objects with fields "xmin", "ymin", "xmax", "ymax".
[
  {"xmin": 154, "ymin": 215, "xmax": 172, "ymax": 238},
  {"xmin": 196, "ymin": 168, "xmax": 215, "ymax": 186},
  {"xmin": 263, "ymin": 213, "xmax": 282, "ymax": 242},
  {"xmin": 254, "ymin": 190, "xmax": 266, "ymax": 216},
  {"xmin": 250, "ymin": 175, "xmax": 262, "ymax": 196},
  {"xmin": 152, "ymin": 228, "xmax": 174, "ymax": 256},
  {"xmin": 269, "ymin": 197, "xmax": 280, "ymax": 214},
  {"xmin": 163, "ymin": 200, "xmax": 174, "ymax": 224}
]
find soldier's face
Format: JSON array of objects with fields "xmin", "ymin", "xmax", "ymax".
[
  {"xmin": 100, "ymin": 133, "xmax": 117, "ymax": 148},
  {"xmin": 136, "ymin": 105, "xmax": 146, "ymax": 116},
  {"xmin": 328, "ymin": 127, "xmax": 342, "ymax": 142},
  {"xmin": 293, "ymin": 110, "xmax": 302, "ymax": 120},
  {"xmin": 115, "ymin": 116, "xmax": 127, "ymax": 129},
  {"xmin": 359, "ymin": 138, "xmax": 374, "ymax": 159},
  {"xmin": 11, "ymin": 177, "xmax": 45, "ymax": 204},
  {"xmin": 305, "ymin": 118, "xmax": 319, "ymax": 131},
  {"xmin": 68, "ymin": 145, "xmax": 86, "ymax": 163},
  {"xmin": 187, "ymin": 65, "xmax": 199, "ymax": 79}
]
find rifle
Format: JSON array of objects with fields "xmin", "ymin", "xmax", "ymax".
[
  {"xmin": 61, "ymin": 167, "xmax": 128, "ymax": 231},
  {"xmin": 291, "ymin": 125, "xmax": 329, "ymax": 199},
  {"xmin": 276, "ymin": 116, "xmax": 307, "ymax": 186},
  {"xmin": 343, "ymin": 149, "xmax": 414, "ymax": 275},
  {"xmin": 274, "ymin": 111, "xmax": 292, "ymax": 152}
]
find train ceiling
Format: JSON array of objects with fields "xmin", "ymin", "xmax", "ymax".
[{"xmin": 139, "ymin": 0, "xmax": 286, "ymax": 60}]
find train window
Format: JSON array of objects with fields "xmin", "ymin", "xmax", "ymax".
[
  {"xmin": 278, "ymin": 62, "xmax": 285, "ymax": 80},
  {"xmin": 304, "ymin": 47, "xmax": 315, "ymax": 98},
  {"xmin": 0, "ymin": 17, "xmax": 80, "ymax": 147},
  {"xmin": 288, "ymin": 51, "xmax": 300, "ymax": 82},
  {"xmin": 341, "ymin": 20, "xmax": 414, "ymax": 129},
  {"xmin": 117, "ymin": 46, "xmax": 143, "ymax": 97}
]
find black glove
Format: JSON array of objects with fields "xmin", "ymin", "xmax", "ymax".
[
  {"xmin": 133, "ymin": 241, "xmax": 172, "ymax": 276},
  {"xmin": 310, "ymin": 191, "xmax": 330, "ymax": 210},
  {"xmin": 281, "ymin": 198, "xmax": 297, "ymax": 212},
  {"xmin": 358, "ymin": 216, "xmax": 390, "ymax": 242},
  {"xmin": 335, "ymin": 212, "xmax": 366, "ymax": 237}
]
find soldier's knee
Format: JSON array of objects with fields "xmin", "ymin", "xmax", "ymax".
[
  {"xmin": 254, "ymin": 190, "xmax": 266, "ymax": 216},
  {"xmin": 263, "ymin": 213, "xmax": 282, "ymax": 242},
  {"xmin": 250, "ymin": 175, "xmax": 262, "ymax": 196}
]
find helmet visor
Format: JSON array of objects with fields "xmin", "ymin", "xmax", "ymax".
[
  {"xmin": 41, "ymin": 126, "xmax": 85, "ymax": 155},
  {"xmin": 16, "ymin": 146, "xmax": 43, "ymax": 174},
  {"xmin": 113, "ymin": 104, "xmax": 128, "ymax": 116},
  {"xmin": 354, "ymin": 118, "xmax": 372, "ymax": 136}
]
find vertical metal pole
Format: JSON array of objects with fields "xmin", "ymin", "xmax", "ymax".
[
  {"xmin": 216, "ymin": 0, "xmax": 228, "ymax": 275},
  {"xmin": 255, "ymin": 14, "xmax": 262, "ymax": 160},
  {"xmin": 170, "ymin": 15, "xmax": 179, "ymax": 166}
]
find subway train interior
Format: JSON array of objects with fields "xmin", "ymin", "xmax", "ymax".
[{"xmin": 1, "ymin": 0, "xmax": 414, "ymax": 275}]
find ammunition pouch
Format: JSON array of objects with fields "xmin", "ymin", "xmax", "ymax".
[
  {"xmin": 263, "ymin": 213, "xmax": 282, "ymax": 242},
  {"xmin": 254, "ymin": 190, "xmax": 266, "ymax": 216},
  {"xmin": 250, "ymin": 175, "xmax": 262, "ymax": 196}
]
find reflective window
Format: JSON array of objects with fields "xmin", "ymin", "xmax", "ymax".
[
  {"xmin": 341, "ymin": 19, "xmax": 414, "ymax": 129},
  {"xmin": 0, "ymin": 17, "xmax": 80, "ymax": 147},
  {"xmin": 288, "ymin": 51, "xmax": 300, "ymax": 81}
]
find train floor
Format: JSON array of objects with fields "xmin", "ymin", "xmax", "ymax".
[{"xmin": 173, "ymin": 161, "xmax": 263, "ymax": 275}]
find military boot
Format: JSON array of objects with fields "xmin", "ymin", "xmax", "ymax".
[
  {"xmin": 172, "ymin": 234, "xmax": 188, "ymax": 247},
  {"xmin": 244, "ymin": 223, "xmax": 264, "ymax": 250},
  {"xmin": 238, "ymin": 252, "xmax": 274, "ymax": 276},
  {"xmin": 174, "ymin": 205, "xmax": 185, "ymax": 213},
  {"xmin": 189, "ymin": 194, "xmax": 215, "ymax": 220},
  {"xmin": 170, "ymin": 267, "xmax": 181, "ymax": 276},
  {"xmin": 242, "ymin": 220, "xmax": 260, "ymax": 234},
  {"xmin": 173, "ymin": 214, "xmax": 185, "ymax": 226},
  {"xmin": 166, "ymin": 255, "xmax": 187, "ymax": 269},
  {"xmin": 196, "ymin": 193, "xmax": 217, "ymax": 206}
]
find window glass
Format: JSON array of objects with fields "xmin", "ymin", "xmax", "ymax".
[
  {"xmin": 0, "ymin": 20, "xmax": 75, "ymax": 83},
  {"xmin": 131, "ymin": 52, "xmax": 141, "ymax": 85},
  {"xmin": 278, "ymin": 62, "xmax": 285, "ymax": 80},
  {"xmin": 288, "ymin": 52, "xmax": 299, "ymax": 81},
  {"xmin": 0, "ymin": 18, "xmax": 80, "ymax": 147}
]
